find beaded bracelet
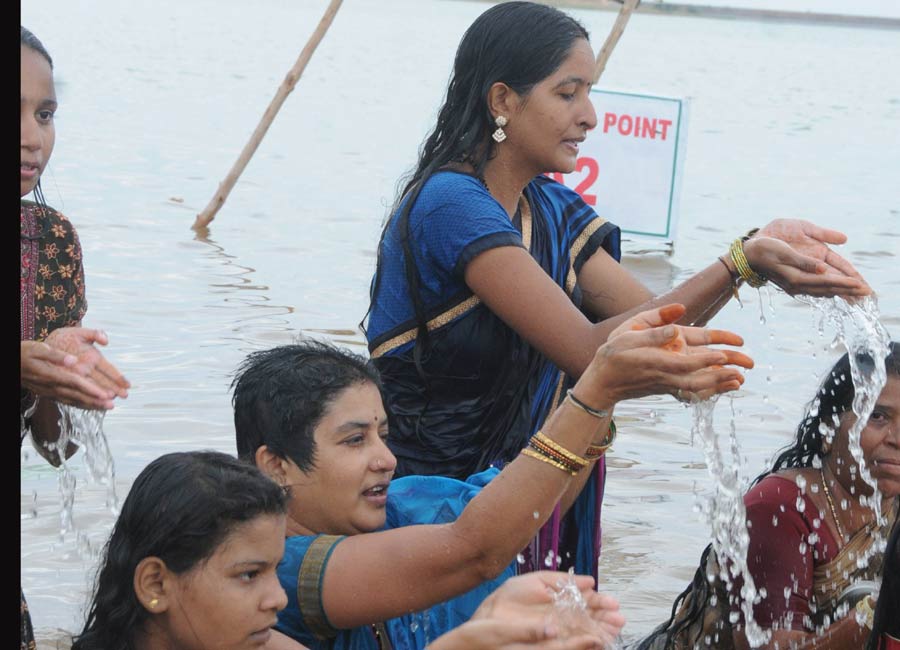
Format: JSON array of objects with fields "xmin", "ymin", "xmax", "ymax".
[
  {"xmin": 729, "ymin": 228, "xmax": 767, "ymax": 288},
  {"xmin": 565, "ymin": 389, "xmax": 611, "ymax": 419},
  {"xmin": 528, "ymin": 440, "xmax": 583, "ymax": 473},
  {"xmin": 585, "ymin": 419, "xmax": 617, "ymax": 459},
  {"xmin": 521, "ymin": 447, "xmax": 579, "ymax": 476}
]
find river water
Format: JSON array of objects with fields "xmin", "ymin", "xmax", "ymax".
[{"xmin": 20, "ymin": 0, "xmax": 899, "ymax": 644}]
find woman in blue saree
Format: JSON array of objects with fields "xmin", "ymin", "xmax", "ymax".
[
  {"xmin": 233, "ymin": 326, "xmax": 750, "ymax": 649},
  {"xmin": 365, "ymin": 1, "xmax": 870, "ymax": 579}
]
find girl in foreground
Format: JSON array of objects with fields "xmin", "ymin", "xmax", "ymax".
[
  {"xmin": 639, "ymin": 343, "xmax": 900, "ymax": 650},
  {"xmin": 364, "ymin": 0, "xmax": 871, "ymax": 578},
  {"xmin": 70, "ymin": 450, "xmax": 626, "ymax": 650},
  {"xmin": 233, "ymin": 306, "xmax": 752, "ymax": 649}
]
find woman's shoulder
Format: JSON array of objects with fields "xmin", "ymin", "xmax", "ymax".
[
  {"xmin": 745, "ymin": 469, "xmax": 824, "ymax": 523},
  {"xmin": 283, "ymin": 533, "xmax": 345, "ymax": 557},
  {"xmin": 21, "ymin": 200, "xmax": 79, "ymax": 240},
  {"xmin": 527, "ymin": 174, "xmax": 589, "ymax": 208},
  {"xmin": 745, "ymin": 471, "xmax": 809, "ymax": 506},
  {"xmin": 414, "ymin": 170, "xmax": 495, "ymax": 210}
]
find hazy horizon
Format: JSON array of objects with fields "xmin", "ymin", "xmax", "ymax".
[{"xmin": 647, "ymin": 0, "xmax": 900, "ymax": 19}]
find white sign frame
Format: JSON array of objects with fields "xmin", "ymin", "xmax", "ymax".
[{"xmin": 549, "ymin": 88, "xmax": 690, "ymax": 248}]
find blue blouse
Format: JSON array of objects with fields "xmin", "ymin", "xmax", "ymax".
[{"xmin": 275, "ymin": 468, "xmax": 514, "ymax": 650}]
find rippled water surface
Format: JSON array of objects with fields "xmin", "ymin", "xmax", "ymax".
[{"xmin": 20, "ymin": 0, "xmax": 899, "ymax": 644}]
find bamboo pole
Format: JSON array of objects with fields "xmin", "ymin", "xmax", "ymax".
[
  {"xmin": 193, "ymin": 0, "xmax": 344, "ymax": 230},
  {"xmin": 592, "ymin": 0, "xmax": 640, "ymax": 84}
]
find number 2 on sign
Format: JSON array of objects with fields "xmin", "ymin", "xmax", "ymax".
[{"xmin": 547, "ymin": 157, "xmax": 598, "ymax": 206}]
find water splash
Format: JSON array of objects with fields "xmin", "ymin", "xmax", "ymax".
[
  {"xmin": 799, "ymin": 295, "xmax": 891, "ymax": 533},
  {"xmin": 691, "ymin": 397, "xmax": 770, "ymax": 647},
  {"xmin": 22, "ymin": 400, "xmax": 118, "ymax": 547},
  {"xmin": 550, "ymin": 569, "xmax": 623, "ymax": 649},
  {"xmin": 60, "ymin": 404, "xmax": 119, "ymax": 514}
]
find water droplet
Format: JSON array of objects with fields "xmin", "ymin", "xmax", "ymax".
[
  {"xmin": 771, "ymin": 515, "xmax": 779, "ymax": 527},
  {"xmin": 840, "ymin": 499, "xmax": 849, "ymax": 511},
  {"xmin": 533, "ymin": 511, "xmax": 540, "ymax": 519},
  {"xmin": 516, "ymin": 553, "xmax": 525, "ymax": 564}
]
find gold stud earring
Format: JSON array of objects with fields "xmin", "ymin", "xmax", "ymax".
[
  {"xmin": 492, "ymin": 116, "xmax": 508, "ymax": 143},
  {"xmin": 149, "ymin": 598, "xmax": 159, "ymax": 608}
]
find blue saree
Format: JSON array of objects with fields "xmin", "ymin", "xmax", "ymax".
[
  {"xmin": 275, "ymin": 469, "xmax": 514, "ymax": 650},
  {"xmin": 366, "ymin": 170, "xmax": 621, "ymax": 578}
]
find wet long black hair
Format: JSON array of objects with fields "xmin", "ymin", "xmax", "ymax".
[
  {"xmin": 638, "ymin": 343, "xmax": 900, "ymax": 650},
  {"xmin": 71, "ymin": 451, "xmax": 287, "ymax": 650},
  {"xmin": 363, "ymin": 2, "xmax": 590, "ymax": 388},
  {"xmin": 20, "ymin": 26, "xmax": 54, "ymax": 209}
]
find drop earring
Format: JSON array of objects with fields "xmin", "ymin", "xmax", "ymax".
[{"xmin": 492, "ymin": 116, "xmax": 508, "ymax": 143}]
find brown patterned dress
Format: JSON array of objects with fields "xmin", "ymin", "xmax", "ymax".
[
  {"xmin": 20, "ymin": 200, "xmax": 87, "ymax": 424},
  {"xmin": 20, "ymin": 200, "xmax": 87, "ymax": 650}
]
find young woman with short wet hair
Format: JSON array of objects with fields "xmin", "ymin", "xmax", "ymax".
[
  {"xmin": 234, "ymin": 307, "xmax": 752, "ymax": 649},
  {"xmin": 364, "ymin": 0, "xmax": 872, "ymax": 581}
]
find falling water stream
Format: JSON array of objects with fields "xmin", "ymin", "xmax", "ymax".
[
  {"xmin": 21, "ymin": 401, "xmax": 117, "ymax": 560},
  {"xmin": 689, "ymin": 292, "xmax": 892, "ymax": 647}
]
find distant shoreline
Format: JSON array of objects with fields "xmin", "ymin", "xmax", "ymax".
[{"xmin": 458, "ymin": 0, "xmax": 900, "ymax": 30}]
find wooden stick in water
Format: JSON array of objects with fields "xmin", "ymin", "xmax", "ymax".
[
  {"xmin": 193, "ymin": 0, "xmax": 344, "ymax": 230},
  {"xmin": 592, "ymin": 0, "xmax": 640, "ymax": 84}
]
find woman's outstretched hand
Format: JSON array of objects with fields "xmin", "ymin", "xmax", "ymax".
[
  {"xmin": 577, "ymin": 304, "xmax": 754, "ymax": 407},
  {"xmin": 742, "ymin": 219, "xmax": 871, "ymax": 298},
  {"xmin": 21, "ymin": 327, "xmax": 130, "ymax": 410},
  {"xmin": 427, "ymin": 571, "xmax": 624, "ymax": 650}
]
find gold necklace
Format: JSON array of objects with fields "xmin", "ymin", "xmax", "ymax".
[{"xmin": 820, "ymin": 468, "xmax": 846, "ymax": 544}]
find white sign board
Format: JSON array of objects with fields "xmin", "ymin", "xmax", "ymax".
[{"xmin": 547, "ymin": 89, "xmax": 689, "ymax": 245}]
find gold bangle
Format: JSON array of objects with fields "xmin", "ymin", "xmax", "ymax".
[
  {"xmin": 532, "ymin": 431, "xmax": 588, "ymax": 469},
  {"xmin": 585, "ymin": 419, "xmax": 617, "ymax": 459},
  {"xmin": 521, "ymin": 448, "xmax": 579, "ymax": 476},
  {"xmin": 565, "ymin": 389, "xmax": 611, "ymax": 419},
  {"xmin": 529, "ymin": 438, "xmax": 585, "ymax": 473},
  {"xmin": 729, "ymin": 232, "xmax": 767, "ymax": 289}
]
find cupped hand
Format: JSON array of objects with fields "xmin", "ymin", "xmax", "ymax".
[
  {"xmin": 21, "ymin": 339, "xmax": 114, "ymax": 410},
  {"xmin": 743, "ymin": 219, "xmax": 871, "ymax": 297},
  {"xmin": 472, "ymin": 572, "xmax": 625, "ymax": 647},
  {"xmin": 36, "ymin": 327, "xmax": 130, "ymax": 408},
  {"xmin": 579, "ymin": 304, "xmax": 753, "ymax": 405},
  {"xmin": 427, "ymin": 618, "xmax": 610, "ymax": 650}
]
